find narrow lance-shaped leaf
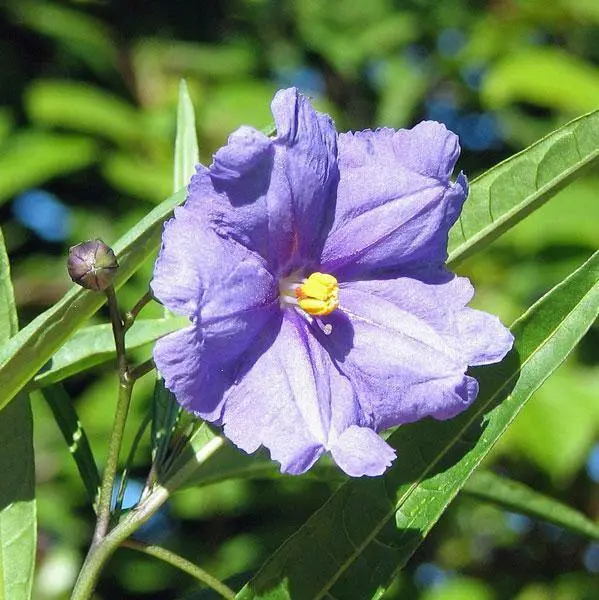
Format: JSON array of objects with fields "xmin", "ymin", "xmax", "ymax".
[
  {"xmin": 41, "ymin": 384, "xmax": 100, "ymax": 509},
  {"xmin": 183, "ymin": 448, "xmax": 599, "ymax": 545},
  {"xmin": 447, "ymin": 110, "xmax": 599, "ymax": 266},
  {"xmin": 0, "ymin": 226, "xmax": 36, "ymax": 600},
  {"xmin": 32, "ymin": 317, "xmax": 186, "ymax": 389},
  {"xmin": 237, "ymin": 250, "xmax": 599, "ymax": 600},
  {"xmin": 152, "ymin": 79, "xmax": 200, "ymax": 472},
  {"xmin": 464, "ymin": 470, "xmax": 599, "ymax": 542},
  {"xmin": 173, "ymin": 79, "xmax": 199, "ymax": 194},
  {"xmin": 0, "ymin": 187, "xmax": 185, "ymax": 412}
]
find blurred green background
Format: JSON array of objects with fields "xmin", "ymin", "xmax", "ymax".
[{"xmin": 1, "ymin": 0, "xmax": 598, "ymax": 598}]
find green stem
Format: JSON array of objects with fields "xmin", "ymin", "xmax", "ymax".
[
  {"xmin": 128, "ymin": 357, "xmax": 155, "ymax": 382},
  {"xmin": 70, "ymin": 436, "xmax": 224, "ymax": 600},
  {"xmin": 114, "ymin": 411, "xmax": 152, "ymax": 521},
  {"xmin": 123, "ymin": 289, "xmax": 154, "ymax": 332},
  {"xmin": 122, "ymin": 540, "xmax": 236, "ymax": 599},
  {"xmin": 106, "ymin": 286, "xmax": 127, "ymax": 376},
  {"xmin": 92, "ymin": 286, "xmax": 131, "ymax": 545}
]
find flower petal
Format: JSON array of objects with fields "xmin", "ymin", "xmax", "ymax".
[
  {"xmin": 322, "ymin": 280, "xmax": 480, "ymax": 431},
  {"xmin": 151, "ymin": 204, "xmax": 278, "ymax": 320},
  {"xmin": 221, "ymin": 311, "xmax": 362, "ymax": 474},
  {"xmin": 321, "ymin": 122, "xmax": 467, "ymax": 279},
  {"xmin": 188, "ymin": 88, "xmax": 338, "ymax": 274},
  {"xmin": 453, "ymin": 307, "xmax": 515, "ymax": 366},
  {"xmin": 330, "ymin": 426, "xmax": 396, "ymax": 477},
  {"xmin": 347, "ymin": 272, "xmax": 514, "ymax": 367},
  {"xmin": 270, "ymin": 88, "xmax": 339, "ymax": 267},
  {"xmin": 152, "ymin": 204, "xmax": 283, "ymax": 422},
  {"xmin": 154, "ymin": 306, "xmax": 281, "ymax": 422}
]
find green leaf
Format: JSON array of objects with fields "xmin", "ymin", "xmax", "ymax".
[
  {"xmin": 6, "ymin": 0, "xmax": 119, "ymax": 78},
  {"xmin": 496, "ymin": 363, "xmax": 599, "ymax": 484},
  {"xmin": 184, "ymin": 444, "xmax": 344, "ymax": 489},
  {"xmin": 32, "ymin": 317, "xmax": 187, "ymax": 389},
  {"xmin": 481, "ymin": 48, "xmax": 599, "ymax": 114},
  {"xmin": 151, "ymin": 79, "xmax": 200, "ymax": 476},
  {"xmin": 101, "ymin": 152, "xmax": 172, "ymax": 203},
  {"xmin": 0, "ymin": 131, "xmax": 98, "ymax": 206},
  {"xmin": 0, "ymin": 227, "xmax": 36, "ymax": 600},
  {"xmin": 162, "ymin": 423, "xmax": 222, "ymax": 489},
  {"xmin": 447, "ymin": 110, "xmax": 599, "ymax": 266},
  {"xmin": 463, "ymin": 471, "xmax": 599, "ymax": 542},
  {"xmin": 26, "ymin": 80, "xmax": 144, "ymax": 146},
  {"xmin": 133, "ymin": 39, "xmax": 259, "ymax": 80},
  {"xmin": 174, "ymin": 79, "xmax": 199, "ymax": 194},
  {"xmin": 237, "ymin": 250, "xmax": 599, "ymax": 600},
  {"xmin": 180, "ymin": 444, "xmax": 599, "ymax": 545},
  {"xmin": 151, "ymin": 380, "xmax": 182, "ymax": 475},
  {"xmin": 41, "ymin": 385, "xmax": 100, "ymax": 508},
  {"xmin": 0, "ymin": 232, "xmax": 17, "ymax": 340},
  {"xmin": 0, "ymin": 187, "xmax": 186, "ymax": 413}
]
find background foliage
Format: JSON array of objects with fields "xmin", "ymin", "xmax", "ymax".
[{"xmin": 0, "ymin": 0, "xmax": 598, "ymax": 598}]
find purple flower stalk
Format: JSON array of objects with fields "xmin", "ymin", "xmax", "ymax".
[{"xmin": 151, "ymin": 88, "xmax": 513, "ymax": 477}]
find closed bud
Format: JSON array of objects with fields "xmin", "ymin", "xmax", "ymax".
[{"xmin": 67, "ymin": 239, "xmax": 118, "ymax": 291}]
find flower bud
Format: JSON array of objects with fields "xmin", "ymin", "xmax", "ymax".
[{"xmin": 67, "ymin": 239, "xmax": 118, "ymax": 291}]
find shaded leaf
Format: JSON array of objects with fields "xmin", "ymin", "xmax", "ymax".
[
  {"xmin": 6, "ymin": 0, "xmax": 119, "ymax": 78},
  {"xmin": 237, "ymin": 250, "xmax": 599, "ymax": 600},
  {"xmin": 151, "ymin": 380, "xmax": 182, "ymax": 476},
  {"xmin": 162, "ymin": 423, "xmax": 223, "ymax": 490},
  {"xmin": 447, "ymin": 110, "xmax": 599, "ymax": 265},
  {"xmin": 464, "ymin": 471, "xmax": 599, "ymax": 542},
  {"xmin": 42, "ymin": 385, "xmax": 100, "ymax": 508}
]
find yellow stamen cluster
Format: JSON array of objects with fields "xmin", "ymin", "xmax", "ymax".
[{"xmin": 295, "ymin": 272, "xmax": 339, "ymax": 316}]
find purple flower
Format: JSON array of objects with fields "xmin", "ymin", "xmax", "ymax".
[{"xmin": 151, "ymin": 88, "xmax": 513, "ymax": 477}]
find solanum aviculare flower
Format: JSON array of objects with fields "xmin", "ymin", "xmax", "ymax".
[{"xmin": 151, "ymin": 88, "xmax": 513, "ymax": 477}]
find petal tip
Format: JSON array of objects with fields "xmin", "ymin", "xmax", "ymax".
[{"xmin": 330, "ymin": 426, "xmax": 396, "ymax": 477}]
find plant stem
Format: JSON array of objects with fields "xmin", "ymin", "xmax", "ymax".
[
  {"xmin": 106, "ymin": 286, "xmax": 127, "ymax": 376},
  {"xmin": 123, "ymin": 289, "xmax": 154, "ymax": 331},
  {"xmin": 70, "ymin": 436, "xmax": 224, "ymax": 600},
  {"xmin": 114, "ymin": 411, "xmax": 152, "ymax": 521},
  {"xmin": 122, "ymin": 540, "xmax": 236, "ymax": 599},
  {"xmin": 128, "ymin": 357, "xmax": 155, "ymax": 382},
  {"xmin": 92, "ymin": 286, "xmax": 131, "ymax": 545}
]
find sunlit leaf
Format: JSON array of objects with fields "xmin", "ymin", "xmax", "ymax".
[
  {"xmin": 0, "ymin": 131, "xmax": 98, "ymax": 206},
  {"xmin": 32, "ymin": 317, "xmax": 187, "ymax": 389},
  {"xmin": 151, "ymin": 79, "xmax": 200, "ymax": 475},
  {"xmin": 482, "ymin": 48, "xmax": 599, "ymax": 114},
  {"xmin": 26, "ymin": 80, "xmax": 143, "ymax": 146},
  {"xmin": 0, "ymin": 188, "xmax": 185, "ymax": 412},
  {"xmin": 495, "ymin": 363, "xmax": 599, "ymax": 484},
  {"xmin": 448, "ymin": 110, "xmax": 599, "ymax": 265},
  {"xmin": 101, "ymin": 152, "xmax": 172, "ymax": 203},
  {"xmin": 0, "ymin": 227, "xmax": 36, "ymax": 600},
  {"xmin": 237, "ymin": 250, "xmax": 599, "ymax": 600},
  {"xmin": 173, "ymin": 79, "xmax": 199, "ymax": 194}
]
